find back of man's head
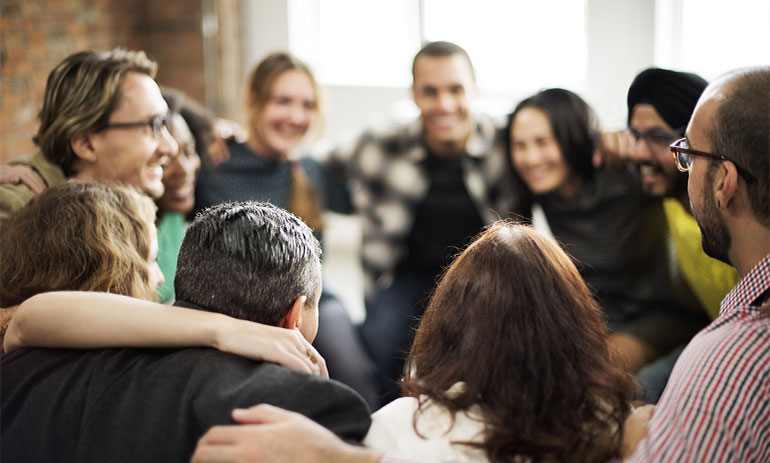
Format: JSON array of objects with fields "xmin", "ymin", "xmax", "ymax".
[
  {"xmin": 627, "ymin": 67, "xmax": 708, "ymax": 131},
  {"xmin": 412, "ymin": 41, "xmax": 475, "ymax": 81},
  {"xmin": 34, "ymin": 49, "xmax": 157, "ymax": 176},
  {"xmin": 710, "ymin": 66, "xmax": 769, "ymax": 227},
  {"xmin": 174, "ymin": 202, "xmax": 322, "ymax": 326}
]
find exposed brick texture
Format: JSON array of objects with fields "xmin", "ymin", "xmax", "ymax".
[{"xmin": 0, "ymin": 0, "xmax": 238, "ymax": 162}]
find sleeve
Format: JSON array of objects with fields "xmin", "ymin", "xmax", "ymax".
[{"xmin": 0, "ymin": 184, "xmax": 35, "ymax": 225}]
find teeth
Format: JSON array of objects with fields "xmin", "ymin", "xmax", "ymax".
[{"xmin": 640, "ymin": 164, "xmax": 660, "ymax": 176}]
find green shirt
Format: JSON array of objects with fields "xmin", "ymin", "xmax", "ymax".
[{"xmin": 155, "ymin": 211, "xmax": 187, "ymax": 303}]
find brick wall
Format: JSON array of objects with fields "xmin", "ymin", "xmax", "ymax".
[{"xmin": 0, "ymin": 0, "xmax": 237, "ymax": 162}]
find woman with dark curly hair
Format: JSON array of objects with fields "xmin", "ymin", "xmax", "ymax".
[{"xmin": 364, "ymin": 222, "xmax": 635, "ymax": 462}]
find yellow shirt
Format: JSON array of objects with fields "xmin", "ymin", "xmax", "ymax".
[{"xmin": 663, "ymin": 198, "xmax": 740, "ymax": 319}]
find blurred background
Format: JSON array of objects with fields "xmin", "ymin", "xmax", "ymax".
[{"xmin": 2, "ymin": 0, "xmax": 768, "ymax": 317}]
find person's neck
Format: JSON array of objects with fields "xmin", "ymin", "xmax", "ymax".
[
  {"xmin": 247, "ymin": 137, "xmax": 287, "ymax": 162},
  {"xmin": 424, "ymin": 138, "xmax": 467, "ymax": 158},
  {"xmin": 727, "ymin": 220, "xmax": 770, "ymax": 278}
]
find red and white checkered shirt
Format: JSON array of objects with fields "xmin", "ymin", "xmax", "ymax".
[{"xmin": 629, "ymin": 254, "xmax": 770, "ymax": 462}]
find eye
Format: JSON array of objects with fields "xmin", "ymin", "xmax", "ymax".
[
  {"xmin": 183, "ymin": 144, "xmax": 198, "ymax": 157},
  {"xmin": 304, "ymin": 100, "xmax": 318, "ymax": 111},
  {"xmin": 449, "ymin": 85, "xmax": 464, "ymax": 95},
  {"xmin": 421, "ymin": 87, "xmax": 437, "ymax": 97},
  {"xmin": 273, "ymin": 96, "xmax": 291, "ymax": 105}
]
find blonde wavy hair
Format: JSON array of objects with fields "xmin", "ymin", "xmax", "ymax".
[{"xmin": 0, "ymin": 181, "xmax": 158, "ymax": 307}]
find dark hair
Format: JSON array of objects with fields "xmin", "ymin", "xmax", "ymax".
[
  {"xmin": 0, "ymin": 181, "xmax": 157, "ymax": 307},
  {"xmin": 174, "ymin": 202, "xmax": 322, "ymax": 325},
  {"xmin": 161, "ymin": 87, "xmax": 216, "ymax": 165},
  {"xmin": 412, "ymin": 41, "xmax": 475, "ymax": 81},
  {"xmin": 710, "ymin": 66, "xmax": 769, "ymax": 226},
  {"xmin": 507, "ymin": 88, "xmax": 600, "ymax": 186},
  {"xmin": 402, "ymin": 222, "xmax": 635, "ymax": 463},
  {"xmin": 34, "ymin": 49, "xmax": 158, "ymax": 176}
]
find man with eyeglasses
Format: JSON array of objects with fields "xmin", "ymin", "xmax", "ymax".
[
  {"xmin": 0, "ymin": 49, "xmax": 178, "ymax": 223},
  {"xmin": 622, "ymin": 65, "xmax": 770, "ymax": 462},
  {"xmin": 184, "ymin": 67, "xmax": 770, "ymax": 463},
  {"xmin": 603, "ymin": 68, "xmax": 741, "ymax": 403}
]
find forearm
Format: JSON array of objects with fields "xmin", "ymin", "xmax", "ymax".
[
  {"xmin": 4, "ymin": 291, "xmax": 326, "ymax": 376},
  {"xmin": 3, "ymin": 291, "xmax": 224, "ymax": 352}
]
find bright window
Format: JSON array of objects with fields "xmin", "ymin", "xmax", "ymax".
[
  {"xmin": 288, "ymin": 0, "xmax": 588, "ymax": 94},
  {"xmin": 422, "ymin": 0, "xmax": 587, "ymax": 92}
]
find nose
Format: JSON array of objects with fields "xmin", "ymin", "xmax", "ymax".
[
  {"xmin": 630, "ymin": 136, "xmax": 652, "ymax": 162},
  {"xmin": 513, "ymin": 144, "xmax": 539, "ymax": 166},
  {"xmin": 289, "ymin": 103, "xmax": 309, "ymax": 125},
  {"xmin": 152, "ymin": 261, "xmax": 165, "ymax": 288},
  {"xmin": 157, "ymin": 126, "xmax": 179, "ymax": 163},
  {"xmin": 436, "ymin": 91, "xmax": 457, "ymax": 113}
]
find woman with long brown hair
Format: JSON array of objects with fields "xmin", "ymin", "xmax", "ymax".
[{"xmin": 364, "ymin": 222, "xmax": 636, "ymax": 462}]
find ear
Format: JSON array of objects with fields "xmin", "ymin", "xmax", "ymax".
[
  {"xmin": 714, "ymin": 161, "xmax": 739, "ymax": 210},
  {"xmin": 279, "ymin": 295, "xmax": 306, "ymax": 330},
  {"xmin": 70, "ymin": 134, "xmax": 98, "ymax": 163}
]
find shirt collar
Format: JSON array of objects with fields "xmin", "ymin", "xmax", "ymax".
[{"xmin": 719, "ymin": 254, "xmax": 770, "ymax": 315}]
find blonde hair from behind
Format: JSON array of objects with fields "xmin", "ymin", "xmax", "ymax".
[{"xmin": 0, "ymin": 181, "xmax": 158, "ymax": 307}]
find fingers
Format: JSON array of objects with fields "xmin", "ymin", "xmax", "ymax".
[
  {"xmin": 305, "ymin": 341, "xmax": 329, "ymax": 379},
  {"xmin": 231, "ymin": 403, "xmax": 297, "ymax": 424},
  {"xmin": 0, "ymin": 165, "xmax": 47, "ymax": 194},
  {"xmin": 598, "ymin": 130, "xmax": 635, "ymax": 170}
]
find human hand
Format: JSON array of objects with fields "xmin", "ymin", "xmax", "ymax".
[
  {"xmin": 191, "ymin": 404, "xmax": 382, "ymax": 463},
  {"xmin": 594, "ymin": 130, "xmax": 635, "ymax": 169},
  {"xmin": 620, "ymin": 404, "xmax": 655, "ymax": 459},
  {"xmin": 0, "ymin": 164, "xmax": 46, "ymax": 194},
  {"xmin": 214, "ymin": 317, "xmax": 328, "ymax": 378},
  {"xmin": 207, "ymin": 119, "xmax": 247, "ymax": 165}
]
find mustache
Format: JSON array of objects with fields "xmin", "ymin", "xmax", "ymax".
[{"xmin": 636, "ymin": 160, "xmax": 663, "ymax": 175}]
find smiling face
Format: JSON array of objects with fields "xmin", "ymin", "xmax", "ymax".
[
  {"xmin": 510, "ymin": 107, "xmax": 581, "ymax": 198},
  {"xmin": 629, "ymin": 104, "xmax": 685, "ymax": 198},
  {"xmin": 412, "ymin": 54, "xmax": 476, "ymax": 155},
  {"xmin": 80, "ymin": 72, "xmax": 177, "ymax": 199},
  {"xmin": 248, "ymin": 69, "xmax": 318, "ymax": 159},
  {"xmin": 158, "ymin": 114, "xmax": 201, "ymax": 214}
]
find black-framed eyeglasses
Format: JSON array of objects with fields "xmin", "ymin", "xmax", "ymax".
[
  {"xmin": 628, "ymin": 126, "xmax": 684, "ymax": 151},
  {"xmin": 104, "ymin": 113, "xmax": 170, "ymax": 140},
  {"xmin": 670, "ymin": 137, "xmax": 755, "ymax": 183}
]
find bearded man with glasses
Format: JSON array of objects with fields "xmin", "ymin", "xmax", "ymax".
[{"xmin": 599, "ymin": 68, "xmax": 741, "ymax": 404}]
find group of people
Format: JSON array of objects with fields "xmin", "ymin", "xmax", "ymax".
[{"xmin": 0, "ymin": 40, "xmax": 767, "ymax": 463}]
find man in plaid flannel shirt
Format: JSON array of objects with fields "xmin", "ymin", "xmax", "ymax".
[{"xmin": 320, "ymin": 41, "xmax": 524, "ymax": 403}]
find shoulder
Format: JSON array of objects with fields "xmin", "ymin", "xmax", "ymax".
[
  {"xmin": 0, "ymin": 182, "xmax": 36, "ymax": 223},
  {"xmin": 186, "ymin": 350, "xmax": 372, "ymax": 440},
  {"xmin": 365, "ymin": 396, "xmax": 488, "ymax": 462}
]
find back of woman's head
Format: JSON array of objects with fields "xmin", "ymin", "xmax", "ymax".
[
  {"xmin": 403, "ymin": 221, "xmax": 634, "ymax": 463},
  {"xmin": 508, "ymin": 88, "xmax": 600, "ymax": 184},
  {"xmin": 0, "ymin": 181, "xmax": 157, "ymax": 307}
]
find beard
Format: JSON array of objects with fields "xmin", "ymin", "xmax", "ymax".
[{"xmin": 692, "ymin": 179, "xmax": 732, "ymax": 265}]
